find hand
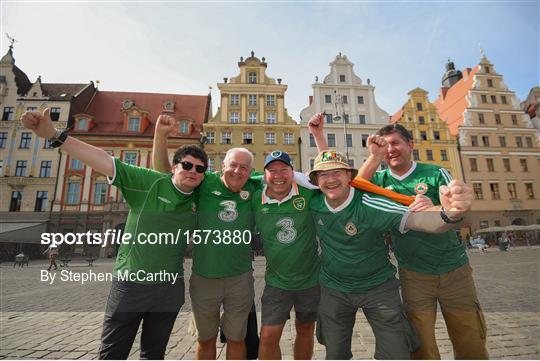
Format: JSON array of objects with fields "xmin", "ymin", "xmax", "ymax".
[
  {"xmin": 408, "ymin": 194, "xmax": 434, "ymax": 212},
  {"xmin": 21, "ymin": 108, "xmax": 55, "ymax": 139},
  {"xmin": 439, "ymin": 180, "xmax": 473, "ymax": 220},
  {"xmin": 155, "ymin": 114, "xmax": 177, "ymax": 137},
  {"xmin": 308, "ymin": 112, "xmax": 324, "ymax": 137},
  {"xmin": 366, "ymin": 135, "xmax": 388, "ymax": 159}
]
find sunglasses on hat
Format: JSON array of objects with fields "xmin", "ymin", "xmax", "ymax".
[{"xmin": 180, "ymin": 161, "xmax": 207, "ymax": 174}]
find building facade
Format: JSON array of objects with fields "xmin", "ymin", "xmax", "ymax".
[
  {"xmin": 299, "ymin": 53, "xmax": 389, "ymax": 172},
  {"xmin": 434, "ymin": 53, "xmax": 540, "ymax": 234},
  {"xmin": 203, "ymin": 51, "xmax": 299, "ymax": 171},
  {"xmin": 391, "ymin": 87, "xmax": 463, "ymax": 179}
]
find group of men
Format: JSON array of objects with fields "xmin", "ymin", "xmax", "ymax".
[{"xmin": 22, "ymin": 108, "xmax": 487, "ymax": 360}]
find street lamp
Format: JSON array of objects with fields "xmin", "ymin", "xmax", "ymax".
[{"xmin": 333, "ymin": 90, "xmax": 350, "ymax": 161}]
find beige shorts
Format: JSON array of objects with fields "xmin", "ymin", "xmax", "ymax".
[{"xmin": 189, "ymin": 271, "xmax": 254, "ymax": 342}]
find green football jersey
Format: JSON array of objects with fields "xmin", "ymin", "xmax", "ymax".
[
  {"xmin": 311, "ymin": 187, "xmax": 409, "ymax": 293},
  {"xmin": 193, "ymin": 172, "xmax": 262, "ymax": 278},
  {"xmin": 252, "ymin": 183, "xmax": 320, "ymax": 291},
  {"xmin": 371, "ymin": 162, "xmax": 468, "ymax": 275},
  {"xmin": 109, "ymin": 157, "xmax": 197, "ymax": 283}
]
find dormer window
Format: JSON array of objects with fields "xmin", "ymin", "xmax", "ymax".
[
  {"xmin": 248, "ymin": 72, "xmax": 257, "ymax": 84},
  {"xmin": 339, "ymin": 75, "xmax": 346, "ymax": 82},
  {"xmin": 128, "ymin": 116, "xmax": 140, "ymax": 132},
  {"xmin": 179, "ymin": 122, "xmax": 189, "ymax": 134},
  {"xmin": 76, "ymin": 118, "xmax": 89, "ymax": 131}
]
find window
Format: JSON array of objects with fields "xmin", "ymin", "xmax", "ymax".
[
  {"xmin": 70, "ymin": 158, "xmax": 83, "ymax": 169},
  {"xmin": 208, "ymin": 159, "xmax": 215, "ymax": 172},
  {"xmin": 206, "ymin": 131, "xmax": 215, "ymax": 144},
  {"xmin": 479, "ymin": 220, "xmax": 489, "ymax": 228},
  {"xmin": 221, "ymin": 132, "xmax": 232, "ymax": 144},
  {"xmin": 413, "ymin": 150, "xmax": 420, "ymax": 161},
  {"xmin": 339, "ymin": 75, "xmax": 346, "ymax": 82},
  {"xmin": 420, "ymin": 131, "xmax": 427, "ymax": 141},
  {"xmin": 0, "ymin": 132, "xmax": 7, "ymax": 148},
  {"xmin": 343, "ymin": 114, "xmax": 349, "ymax": 124},
  {"xmin": 481, "ymin": 95, "xmax": 487, "ymax": 103},
  {"xmin": 418, "ymin": 116, "xmax": 425, "ymax": 124},
  {"xmin": 266, "ymin": 112, "xmax": 276, "ymax": 124},
  {"xmin": 0, "ymin": 160, "xmax": 3, "ymax": 176},
  {"xmin": 2, "ymin": 107, "xmax": 14, "ymax": 121},
  {"xmin": 230, "ymin": 112, "xmax": 239, "ymax": 124},
  {"xmin": 20, "ymin": 133, "xmax": 32, "ymax": 149},
  {"xmin": 243, "ymin": 132, "xmax": 253, "ymax": 144},
  {"xmin": 485, "ymin": 66, "xmax": 490, "ymax": 73},
  {"xmin": 122, "ymin": 152, "xmax": 136, "ymax": 166},
  {"xmin": 15, "ymin": 160, "xmax": 27, "ymax": 176},
  {"xmin": 248, "ymin": 112, "xmax": 257, "ymax": 124},
  {"xmin": 511, "ymin": 114, "xmax": 518, "ymax": 125},
  {"xmin": 499, "ymin": 136, "xmax": 506, "ymax": 147},
  {"xmin": 128, "ymin": 117, "xmax": 140, "ymax": 132},
  {"xmin": 416, "ymin": 103, "xmax": 423, "ymax": 111},
  {"xmin": 490, "ymin": 183, "xmax": 500, "ymax": 200},
  {"xmin": 515, "ymin": 136, "xmax": 523, "ymax": 148},
  {"xmin": 179, "ymin": 122, "xmax": 189, "ymax": 134},
  {"xmin": 478, "ymin": 113, "xmax": 485, "ymax": 124},
  {"xmin": 473, "ymin": 183, "xmax": 483, "ymax": 200},
  {"xmin": 525, "ymin": 183, "xmax": 535, "ymax": 199},
  {"xmin": 440, "ymin": 150, "xmax": 448, "ymax": 161},
  {"xmin": 433, "ymin": 131, "xmax": 440, "ymax": 140},
  {"xmin": 26, "ymin": 106, "xmax": 37, "ymax": 112},
  {"xmin": 347, "ymin": 159, "xmax": 355, "ymax": 168},
  {"xmin": 469, "ymin": 158, "xmax": 478, "ymax": 172},
  {"xmin": 248, "ymin": 72, "xmax": 257, "ymax": 84},
  {"xmin": 507, "ymin": 183, "xmax": 517, "ymax": 199},
  {"xmin": 248, "ymin": 95, "xmax": 257, "ymax": 106},
  {"xmin": 357, "ymin": 96, "xmax": 364, "ymax": 104},
  {"xmin": 309, "ymin": 159, "xmax": 315, "ymax": 169},
  {"xmin": 501, "ymin": 95, "xmax": 507, "ymax": 104},
  {"xmin": 50, "ymin": 107, "xmax": 61, "ymax": 121},
  {"xmin": 342, "ymin": 96, "xmax": 348, "ymax": 104},
  {"xmin": 358, "ymin": 115, "xmax": 366, "ymax": 124},
  {"xmin": 93, "ymin": 182, "xmax": 108, "ymax": 204},
  {"xmin": 487, "ymin": 79, "xmax": 493, "ymax": 87},
  {"xmin": 266, "ymin": 95, "xmax": 275, "ymax": 106},
  {"xmin": 265, "ymin": 132, "xmax": 276, "ymax": 145},
  {"xmin": 490, "ymin": 95, "xmax": 497, "ymax": 104},
  {"xmin": 309, "ymin": 134, "xmax": 316, "ymax": 147},
  {"xmin": 325, "ymin": 114, "xmax": 333, "ymax": 124},
  {"xmin": 10, "ymin": 191, "xmax": 22, "ymax": 211},
  {"xmin": 39, "ymin": 160, "xmax": 52, "ymax": 177},
  {"xmin": 43, "ymin": 138, "xmax": 52, "ymax": 149},
  {"xmin": 361, "ymin": 134, "xmax": 369, "ymax": 147},
  {"xmin": 284, "ymin": 133, "xmax": 294, "ymax": 145},
  {"xmin": 494, "ymin": 114, "xmax": 501, "ymax": 124},
  {"xmin": 327, "ymin": 134, "xmax": 336, "ymax": 147},
  {"xmin": 486, "ymin": 158, "xmax": 494, "ymax": 172},
  {"xmin": 471, "ymin": 135, "xmax": 478, "ymax": 147},
  {"xmin": 76, "ymin": 118, "xmax": 88, "ymax": 131},
  {"xmin": 426, "ymin": 150, "xmax": 433, "ymax": 161},
  {"xmin": 230, "ymin": 94, "xmax": 239, "ymax": 106},
  {"xmin": 66, "ymin": 181, "xmax": 81, "ymax": 204},
  {"xmin": 503, "ymin": 158, "xmax": 511, "ymax": 172},
  {"xmin": 346, "ymin": 134, "xmax": 352, "ymax": 147},
  {"xmin": 325, "ymin": 95, "xmax": 332, "ymax": 104},
  {"xmin": 35, "ymin": 191, "xmax": 48, "ymax": 212},
  {"xmin": 481, "ymin": 135, "xmax": 490, "ymax": 147},
  {"xmin": 526, "ymin": 137, "xmax": 533, "ymax": 148},
  {"xmin": 520, "ymin": 159, "xmax": 528, "ymax": 172}
]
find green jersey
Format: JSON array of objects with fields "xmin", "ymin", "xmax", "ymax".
[
  {"xmin": 193, "ymin": 172, "xmax": 262, "ymax": 278},
  {"xmin": 371, "ymin": 162, "xmax": 468, "ymax": 275},
  {"xmin": 109, "ymin": 157, "xmax": 197, "ymax": 283},
  {"xmin": 252, "ymin": 182, "xmax": 320, "ymax": 291},
  {"xmin": 311, "ymin": 188, "xmax": 409, "ymax": 293}
]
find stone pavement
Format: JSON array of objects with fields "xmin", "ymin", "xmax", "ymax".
[{"xmin": 1, "ymin": 247, "xmax": 539, "ymax": 359}]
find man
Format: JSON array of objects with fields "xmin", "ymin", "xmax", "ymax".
[
  {"xmin": 307, "ymin": 148, "xmax": 474, "ymax": 360},
  {"xmin": 358, "ymin": 123, "xmax": 489, "ymax": 359},
  {"xmin": 43, "ymin": 244, "xmax": 58, "ymax": 271},
  {"xmin": 153, "ymin": 122, "xmax": 260, "ymax": 360},
  {"xmin": 253, "ymin": 151, "xmax": 320, "ymax": 360},
  {"xmin": 22, "ymin": 109, "xmax": 207, "ymax": 359}
]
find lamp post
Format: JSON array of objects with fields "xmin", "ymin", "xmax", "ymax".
[{"xmin": 333, "ymin": 90, "xmax": 350, "ymax": 161}]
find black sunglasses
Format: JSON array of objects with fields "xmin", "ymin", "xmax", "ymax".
[{"xmin": 180, "ymin": 161, "xmax": 207, "ymax": 174}]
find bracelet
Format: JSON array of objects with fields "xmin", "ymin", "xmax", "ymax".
[
  {"xmin": 48, "ymin": 129, "xmax": 68, "ymax": 148},
  {"xmin": 440, "ymin": 207, "xmax": 464, "ymax": 224}
]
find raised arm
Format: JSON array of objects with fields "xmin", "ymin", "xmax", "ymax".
[
  {"xmin": 151, "ymin": 114, "xmax": 176, "ymax": 173},
  {"xmin": 307, "ymin": 112, "xmax": 328, "ymax": 152},
  {"xmin": 357, "ymin": 135, "xmax": 388, "ymax": 179},
  {"xmin": 21, "ymin": 108, "xmax": 114, "ymax": 177}
]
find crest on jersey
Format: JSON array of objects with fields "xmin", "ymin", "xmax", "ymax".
[
  {"xmin": 293, "ymin": 197, "xmax": 306, "ymax": 211},
  {"xmin": 414, "ymin": 183, "xmax": 428, "ymax": 195},
  {"xmin": 385, "ymin": 185, "xmax": 394, "ymax": 191},
  {"xmin": 212, "ymin": 190, "xmax": 222, "ymax": 196},
  {"xmin": 345, "ymin": 221, "xmax": 358, "ymax": 236},
  {"xmin": 240, "ymin": 190, "xmax": 250, "ymax": 200}
]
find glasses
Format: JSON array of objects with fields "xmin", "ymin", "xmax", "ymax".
[{"xmin": 180, "ymin": 161, "xmax": 207, "ymax": 174}]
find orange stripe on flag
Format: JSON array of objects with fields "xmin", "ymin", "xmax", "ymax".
[{"xmin": 351, "ymin": 176, "xmax": 415, "ymax": 206}]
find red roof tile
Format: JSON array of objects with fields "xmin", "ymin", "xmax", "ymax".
[{"xmin": 391, "ymin": 108, "xmax": 404, "ymax": 123}]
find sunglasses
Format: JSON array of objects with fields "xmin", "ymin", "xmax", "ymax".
[{"xmin": 180, "ymin": 161, "xmax": 207, "ymax": 174}]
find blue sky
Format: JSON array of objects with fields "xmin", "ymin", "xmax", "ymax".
[{"xmin": 2, "ymin": 1, "xmax": 538, "ymax": 120}]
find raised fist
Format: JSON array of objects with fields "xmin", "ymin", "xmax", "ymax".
[
  {"xmin": 439, "ymin": 180, "xmax": 473, "ymax": 220},
  {"xmin": 21, "ymin": 108, "xmax": 55, "ymax": 139},
  {"xmin": 155, "ymin": 114, "xmax": 178, "ymax": 137},
  {"xmin": 367, "ymin": 135, "xmax": 389, "ymax": 158},
  {"xmin": 308, "ymin": 112, "xmax": 324, "ymax": 137}
]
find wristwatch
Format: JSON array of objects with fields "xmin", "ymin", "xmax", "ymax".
[
  {"xmin": 48, "ymin": 128, "xmax": 68, "ymax": 148},
  {"xmin": 440, "ymin": 207, "xmax": 464, "ymax": 224}
]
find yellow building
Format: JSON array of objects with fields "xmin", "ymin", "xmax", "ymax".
[
  {"xmin": 391, "ymin": 87, "xmax": 463, "ymax": 179},
  {"xmin": 204, "ymin": 51, "xmax": 300, "ymax": 171}
]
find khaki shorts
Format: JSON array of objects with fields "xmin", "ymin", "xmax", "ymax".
[
  {"xmin": 261, "ymin": 284, "xmax": 320, "ymax": 326},
  {"xmin": 189, "ymin": 271, "xmax": 254, "ymax": 342}
]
